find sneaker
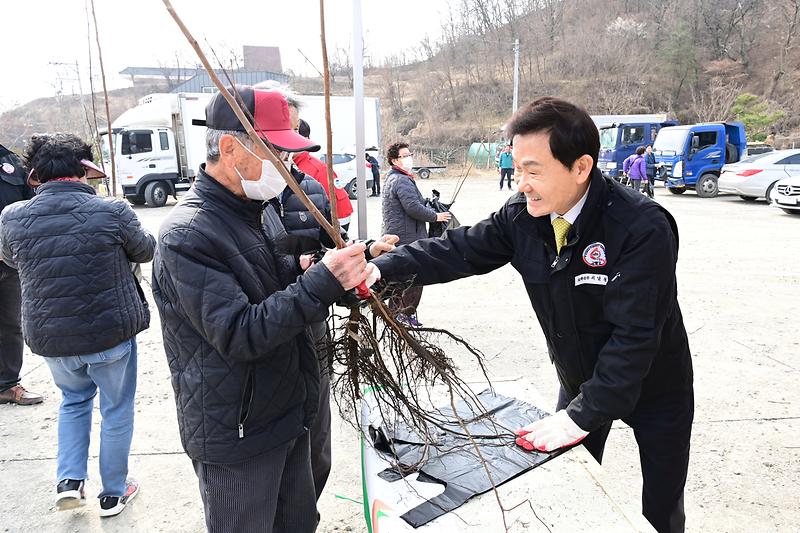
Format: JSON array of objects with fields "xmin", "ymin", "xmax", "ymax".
[
  {"xmin": 407, "ymin": 314, "xmax": 423, "ymax": 328},
  {"xmin": 99, "ymin": 479, "xmax": 139, "ymax": 518},
  {"xmin": 395, "ymin": 313, "xmax": 410, "ymax": 326},
  {"xmin": 55, "ymin": 479, "xmax": 85, "ymax": 510}
]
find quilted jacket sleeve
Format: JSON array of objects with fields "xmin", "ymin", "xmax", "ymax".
[
  {"xmin": 0, "ymin": 209, "xmax": 13, "ymax": 267},
  {"xmin": 395, "ymin": 177, "xmax": 438, "ymax": 223},
  {"xmin": 157, "ymin": 227, "xmax": 345, "ymax": 362},
  {"xmin": 622, "ymin": 155, "xmax": 632, "ymax": 174},
  {"xmin": 116, "ymin": 200, "xmax": 156, "ymax": 264}
]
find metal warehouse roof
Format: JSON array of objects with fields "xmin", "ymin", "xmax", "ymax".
[{"xmin": 172, "ymin": 70, "xmax": 289, "ymax": 93}]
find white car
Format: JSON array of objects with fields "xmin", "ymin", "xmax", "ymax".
[
  {"xmin": 318, "ymin": 152, "xmax": 375, "ymax": 199},
  {"xmin": 718, "ymin": 149, "xmax": 800, "ymax": 202},
  {"xmin": 770, "ymin": 175, "xmax": 800, "ymax": 214}
]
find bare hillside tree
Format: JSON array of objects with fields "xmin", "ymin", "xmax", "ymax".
[
  {"xmin": 530, "ymin": 0, "xmax": 565, "ymax": 52},
  {"xmin": 594, "ymin": 80, "xmax": 646, "ymax": 114},
  {"xmin": 330, "ymin": 46, "xmax": 353, "ymax": 89},
  {"xmin": 381, "ymin": 56, "xmax": 406, "ymax": 117},
  {"xmin": 688, "ymin": 79, "xmax": 740, "ymax": 121},
  {"xmin": 768, "ymin": 0, "xmax": 800, "ymax": 98},
  {"xmin": 699, "ymin": 0, "xmax": 764, "ymax": 68}
]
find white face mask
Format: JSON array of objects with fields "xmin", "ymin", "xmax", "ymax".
[
  {"xmin": 401, "ymin": 155, "xmax": 414, "ymax": 171},
  {"xmin": 234, "ymin": 139, "xmax": 286, "ymax": 201}
]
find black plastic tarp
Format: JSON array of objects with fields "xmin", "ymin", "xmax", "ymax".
[{"xmin": 368, "ymin": 390, "xmax": 565, "ymax": 528}]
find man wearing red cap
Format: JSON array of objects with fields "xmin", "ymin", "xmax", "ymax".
[{"xmin": 152, "ymin": 86, "xmax": 380, "ymax": 533}]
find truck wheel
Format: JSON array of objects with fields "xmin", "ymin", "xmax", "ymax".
[
  {"xmin": 418, "ymin": 168, "xmax": 431, "ymax": 179},
  {"xmin": 668, "ymin": 187, "xmax": 686, "ymax": 195},
  {"xmin": 144, "ymin": 181, "xmax": 169, "ymax": 207},
  {"xmin": 126, "ymin": 195, "xmax": 146, "ymax": 206},
  {"xmin": 695, "ymin": 173, "xmax": 719, "ymax": 198},
  {"xmin": 346, "ymin": 178, "xmax": 358, "ymax": 200}
]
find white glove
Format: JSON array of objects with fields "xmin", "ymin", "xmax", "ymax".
[
  {"xmin": 515, "ymin": 410, "xmax": 588, "ymax": 452},
  {"xmin": 365, "ymin": 264, "xmax": 381, "ymax": 289}
]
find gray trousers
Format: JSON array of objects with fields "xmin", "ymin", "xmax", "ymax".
[
  {"xmin": 308, "ymin": 320, "xmax": 332, "ymax": 502},
  {"xmin": 389, "ymin": 285, "xmax": 424, "ymax": 317},
  {"xmin": 193, "ymin": 433, "xmax": 316, "ymax": 533}
]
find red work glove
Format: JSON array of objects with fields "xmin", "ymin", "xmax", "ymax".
[{"xmin": 515, "ymin": 410, "xmax": 588, "ymax": 452}]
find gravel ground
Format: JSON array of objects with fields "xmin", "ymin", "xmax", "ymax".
[{"xmin": 1, "ymin": 171, "xmax": 798, "ymax": 532}]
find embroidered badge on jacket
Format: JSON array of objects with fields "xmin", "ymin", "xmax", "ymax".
[{"xmin": 582, "ymin": 242, "xmax": 607, "ymax": 267}]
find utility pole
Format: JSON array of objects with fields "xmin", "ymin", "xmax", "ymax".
[
  {"xmin": 512, "ymin": 38, "xmax": 520, "ymax": 114},
  {"xmin": 352, "ymin": 0, "xmax": 367, "ymax": 239}
]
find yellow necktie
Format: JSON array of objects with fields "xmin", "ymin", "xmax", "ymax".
[{"xmin": 552, "ymin": 216, "xmax": 571, "ymax": 254}]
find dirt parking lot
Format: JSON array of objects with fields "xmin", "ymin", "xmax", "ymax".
[{"xmin": 1, "ymin": 171, "xmax": 798, "ymax": 532}]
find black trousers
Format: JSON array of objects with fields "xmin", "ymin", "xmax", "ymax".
[
  {"xmin": 193, "ymin": 433, "xmax": 317, "ymax": 533},
  {"xmin": 371, "ymin": 173, "xmax": 381, "ymax": 195},
  {"xmin": 308, "ymin": 320, "xmax": 332, "ymax": 502},
  {"xmin": 0, "ymin": 264, "xmax": 23, "ymax": 393},
  {"xmin": 558, "ymin": 387, "xmax": 693, "ymax": 533},
  {"xmin": 643, "ymin": 175, "xmax": 655, "ymax": 198},
  {"xmin": 499, "ymin": 168, "xmax": 513, "ymax": 189}
]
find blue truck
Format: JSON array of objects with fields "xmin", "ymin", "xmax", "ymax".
[
  {"xmin": 597, "ymin": 120, "xmax": 678, "ymax": 180},
  {"xmin": 653, "ymin": 122, "xmax": 748, "ymax": 197}
]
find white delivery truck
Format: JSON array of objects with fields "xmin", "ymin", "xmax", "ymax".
[
  {"xmin": 103, "ymin": 93, "xmax": 211, "ymax": 207},
  {"xmin": 295, "ymin": 94, "xmax": 381, "ymax": 154},
  {"xmin": 104, "ymin": 92, "xmax": 381, "ymax": 207}
]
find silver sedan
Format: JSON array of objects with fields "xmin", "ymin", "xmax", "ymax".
[{"xmin": 718, "ymin": 149, "xmax": 800, "ymax": 202}]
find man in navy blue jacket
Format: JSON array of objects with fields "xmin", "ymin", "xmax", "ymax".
[
  {"xmin": 373, "ymin": 98, "xmax": 693, "ymax": 533},
  {"xmin": 0, "ymin": 143, "xmax": 42, "ymax": 406}
]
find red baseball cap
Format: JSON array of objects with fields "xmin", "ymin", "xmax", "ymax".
[{"xmin": 196, "ymin": 86, "xmax": 320, "ymax": 152}]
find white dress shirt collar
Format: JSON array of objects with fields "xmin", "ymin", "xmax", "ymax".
[{"xmin": 549, "ymin": 183, "xmax": 590, "ymax": 225}]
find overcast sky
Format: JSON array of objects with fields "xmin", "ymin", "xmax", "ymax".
[{"xmin": 1, "ymin": 0, "xmax": 451, "ymax": 112}]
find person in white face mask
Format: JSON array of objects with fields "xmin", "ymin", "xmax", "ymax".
[
  {"xmin": 151, "ymin": 86, "xmax": 382, "ymax": 533},
  {"xmin": 380, "ymin": 142, "xmax": 451, "ymax": 328}
]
